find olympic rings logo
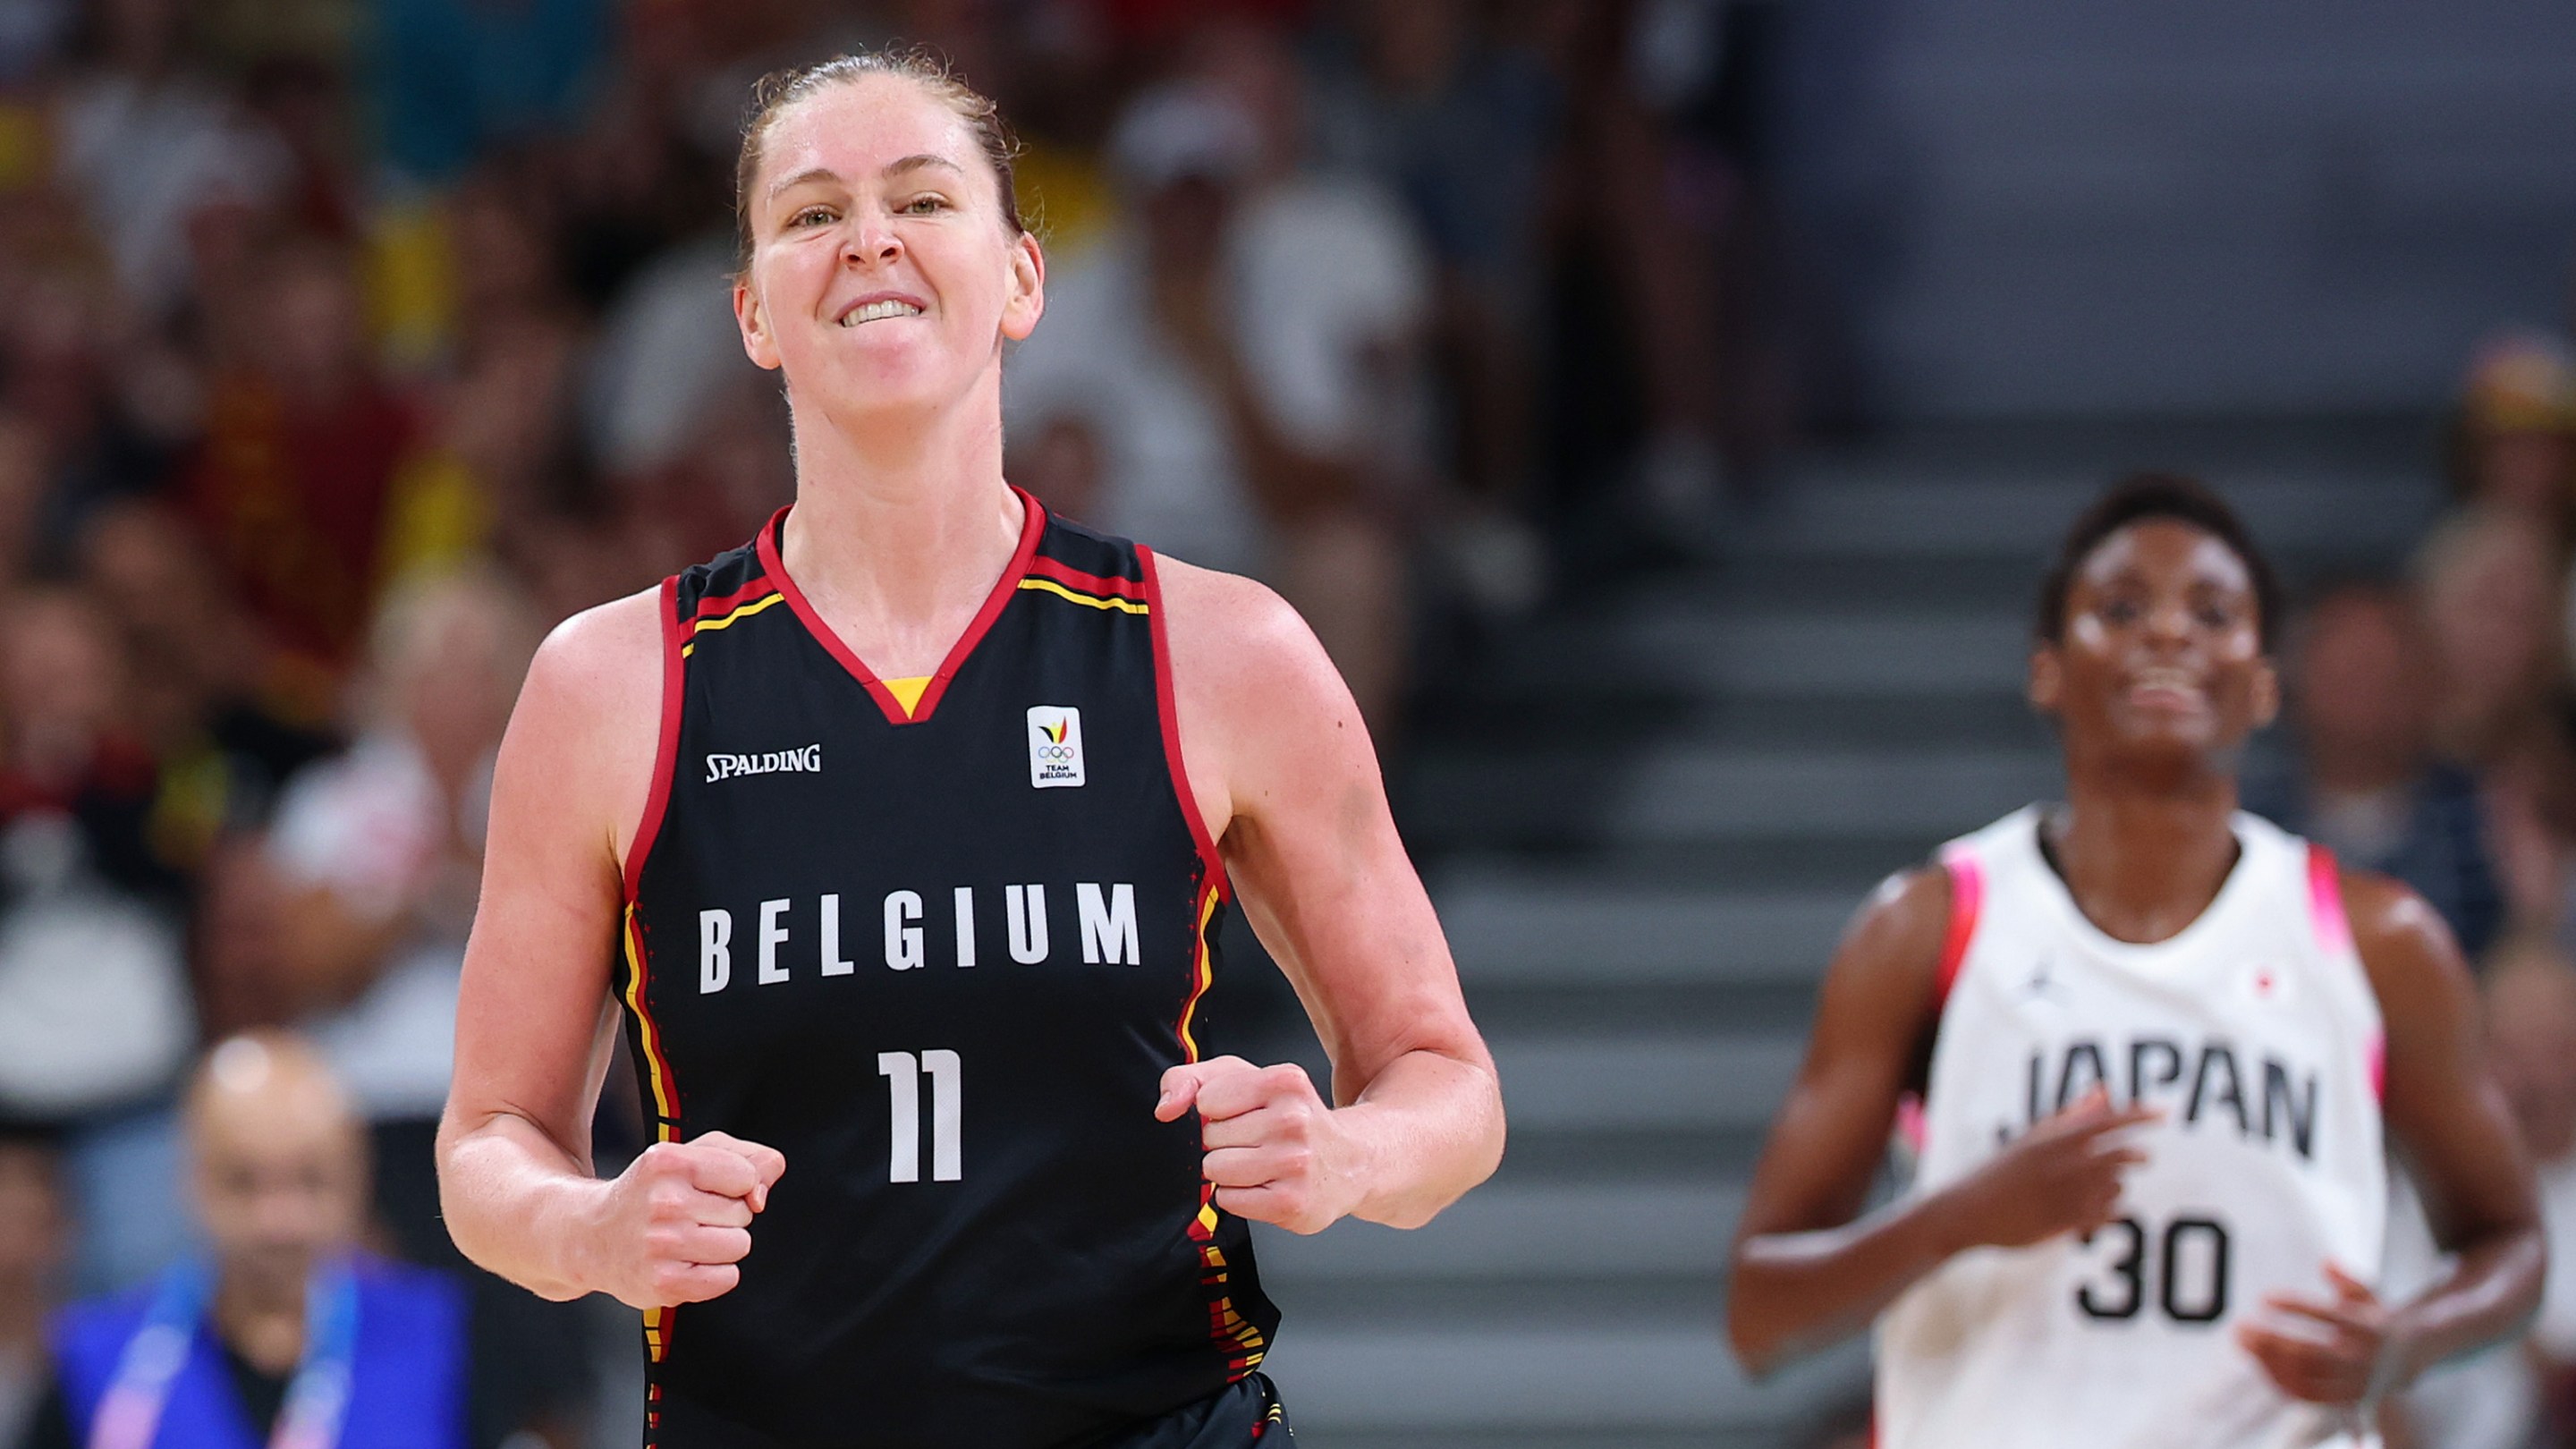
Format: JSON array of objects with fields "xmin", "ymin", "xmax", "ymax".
[{"xmin": 1034, "ymin": 743, "xmax": 1077, "ymax": 762}]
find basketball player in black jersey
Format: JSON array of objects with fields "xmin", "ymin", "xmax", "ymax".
[{"xmin": 434, "ymin": 52, "xmax": 1504, "ymax": 1448}]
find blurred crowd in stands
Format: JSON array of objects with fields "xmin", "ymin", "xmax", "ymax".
[{"xmin": 0, "ymin": 0, "xmax": 2568, "ymax": 1445}]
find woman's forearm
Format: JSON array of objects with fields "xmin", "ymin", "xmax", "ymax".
[
  {"xmin": 436, "ymin": 1110, "xmax": 614, "ymax": 1301},
  {"xmin": 1338, "ymin": 1048, "xmax": 1506, "ymax": 1230},
  {"xmin": 2394, "ymin": 1224, "xmax": 2546, "ymax": 1384},
  {"xmin": 1729, "ymin": 1191, "xmax": 1970, "ymax": 1377}
]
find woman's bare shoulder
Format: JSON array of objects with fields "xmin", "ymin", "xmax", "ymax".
[
  {"xmin": 1150, "ymin": 553, "xmax": 1335, "ymax": 705},
  {"xmin": 497, "ymin": 584, "xmax": 670, "ymax": 866}
]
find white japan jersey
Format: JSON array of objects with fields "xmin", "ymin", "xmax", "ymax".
[{"xmin": 1877, "ymin": 807, "xmax": 2387, "ymax": 1449}]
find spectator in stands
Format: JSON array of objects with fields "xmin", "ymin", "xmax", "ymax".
[
  {"xmin": 2452, "ymin": 330, "xmax": 2576, "ymax": 534},
  {"xmin": 0, "ymin": 257, "xmax": 180, "ymax": 533},
  {"xmin": 1309, "ymin": 0, "xmax": 1560, "ymax": 522},
  {"xmin": 49, "ymin": 0, "xmax": 290, "ymax": 319},
  {"xmin": 2250, "ymin": 580, "xmax": 2505, "ymax": 960},
  {"xmin": 2485, "ymin": 938, "xmax": 2576, "ymax": 1442},
  {"xmin": 0, "ymin": 587, "xmax": 195, "ymax": 1295},
  {"xmin": 263, "ymin": 567, "xmax": 538, "ymax": 1239},
  {"xmin": 0, "ymin": 1128, "xmax": 64, "ymax": 1449},
  {"xmin": 30, "ymin": 1032, "xmax": 471, "ymax": 1449},
  {"xmin": 258, "ymin": 570, "xmax": 593, "ymax": 1447},
  {"xmin": 76, "ymin": 500, "xmax": 335, "ymax": 867},
  {"xmin": 365, "ymin": 0, "xmax": 609, "ymax": 187},
  {"xmin": 2415, "ymin": 509, "xmax": 2569, "ymax": 928},
  {"xmin": 1007, "ymin": 75, "xmax": 1419, "ymax": 733},
  {"xmin": 182, "ymin": 233, "xmax": 432, "ymax": 718}
]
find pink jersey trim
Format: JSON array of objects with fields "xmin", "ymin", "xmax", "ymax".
[
  {"xmin": 1934, "ymin": 846, "xmax": 1984, "ymax": 1007},
  {"xmin": 2305, "ymin": 844, "xmax": 2353, "ymax": 957},
  {"xmin": 2307, "ymin": 845, "xmax": 2385, "ymax": 1101}
]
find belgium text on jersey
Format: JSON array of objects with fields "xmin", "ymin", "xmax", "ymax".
[
  {"xmin": 695, "ymin": 883, "xmax": 1143, "ymax": 991},
  {"xmin": 705, "ymin": 743, "xmax": 824, "ymax": 784}
]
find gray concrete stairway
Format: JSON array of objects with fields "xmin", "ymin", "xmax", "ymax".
[{"xmin": 1247, "ymin": 419, "xmax": 2443, "ymax": 1448}]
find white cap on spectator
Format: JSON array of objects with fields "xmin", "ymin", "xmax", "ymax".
[{"xmin": 1107, "ymin": 81, "xmax": 1261, "ymax": 193}]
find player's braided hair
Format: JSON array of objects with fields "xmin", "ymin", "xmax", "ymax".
[
  {"xmin": 733, "ymin": 47, "xmax": 1027, "ymax": 278},
  {"xmin": 2036, "ymin": 473, "xmax": 2284, "ymax": 650}
]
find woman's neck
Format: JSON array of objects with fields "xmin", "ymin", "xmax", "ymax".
[
  {"xmin": 777, "ymin": 381, "xmax": 1026, "ymax": 679},
  {"xmin": 2048, "ymin": 758, "xmax": 2242, "ymax": 945}
]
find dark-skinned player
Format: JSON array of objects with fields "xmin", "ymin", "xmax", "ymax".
[{"xmin": 1727, "ymin": 475, "xmax": 2544, "ymax": 1448}]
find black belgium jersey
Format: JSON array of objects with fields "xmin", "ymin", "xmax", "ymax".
[{"xmin": 614, "ymin": 493, "xmax": 1278, "ymax": 1447}]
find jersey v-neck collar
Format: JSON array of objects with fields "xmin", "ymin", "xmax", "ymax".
[
  {"xmin": 755, "ymin": 487, "xmax": 1047, "ymax": 726},
  {"xmin": 2022, "ymin": 804, "xmax": 2260, "ymax": 965}
]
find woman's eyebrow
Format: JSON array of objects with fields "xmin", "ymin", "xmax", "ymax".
[
  {"xmin": 884, "ymin": 154, "xmax": 964, "ymax": 179},
  {"xmin": 767, "ymin": 166, "xmax": 842, "ymax": 199},
  {"xmin": 767, "ymin": 156, "xmax": 962, "ymax": 201}
]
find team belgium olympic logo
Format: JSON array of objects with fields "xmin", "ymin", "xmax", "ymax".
[{"xmin": 1027, "ymin": 706, "xmax": 1087, "ymax": 789}]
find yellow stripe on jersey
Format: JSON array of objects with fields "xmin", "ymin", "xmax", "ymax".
[
  {"xmin": 681, "ymin": 589, "xmax": 789, "ymax": 658},
  {"xmin": 621, "ymin": 904, "xmax": 678, "ymax": 1134},
  {"xmin": 1176, "ymin": 886, "xmax": 1221, "ymax": 1061},
  {"xmin": 692, "ymin": 589, "xmax": 788, "ymax": 635},
  {"xmin": 1016, "ymin": 577, "xmax": 1150, "ymax": 614}
]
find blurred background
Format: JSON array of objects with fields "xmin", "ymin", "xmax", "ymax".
[{"xmin": 0, "ymin": 0, "xmax": 2571, "ymax": 1446}]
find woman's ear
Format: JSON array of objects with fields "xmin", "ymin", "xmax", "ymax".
[
  {"xmin": 2250, "ymin": 657, "xmax": 2282, "ymax": 731},
  {"xmin": 2029, "ymin": 646, "xmax": 2063, "ymax": 717},
  {"xmin": 735, "ymin": 278, "xmax": 780, "ymax": 370},
  {"xmin": 1000, "ymin": 233, "xmax": 1046, "ymax": 342}
]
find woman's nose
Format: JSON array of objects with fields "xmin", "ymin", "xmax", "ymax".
[{"xmin": 843, "ymin": 216, "xmax": 902, "ymax": 266}]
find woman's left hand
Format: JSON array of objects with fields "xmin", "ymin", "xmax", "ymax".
[
  {"xmin": 2236, "ymin": 1262, "xmax": 2408, "ymax": 1405},
  {"xmin": 1157, "ymin": 1055, "xmax": 1368, "ymax": 1235}
]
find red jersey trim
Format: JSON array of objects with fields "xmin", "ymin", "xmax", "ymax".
[
  {"xmin": 1933, "ymin": 845, "xmax": 1984, "ymax": 1008},
  {"xmin": 754, "ymin": 489, "xmax": 1048, "ymax": 726},
  {"xmin": 691, "ymin": 577, "xmax": 780, "ymax": 620},
  {"xmin": 620, "ymin": 578, "xmax": 689, "ymax": 1373},
  {"xmin": 1138, "ymin": 545, "xmax": 1229, "ymax": 901},
  {"xmin": 1026, "ymin": 554, "xmax": 1145, "ymax": 600},
  {"xmin": 623, "ymin": 576, "xmax": 688, "ymax": 901}
]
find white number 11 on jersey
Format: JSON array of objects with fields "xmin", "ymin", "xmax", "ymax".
[{"xmin": 877, "ymin": 1050, "xmax": 962, "ymax": 1182}]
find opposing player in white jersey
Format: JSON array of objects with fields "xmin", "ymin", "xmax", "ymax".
[{"xmin": 1726, "ymin": 476, "xmax": 2544, "ymax": 1446}]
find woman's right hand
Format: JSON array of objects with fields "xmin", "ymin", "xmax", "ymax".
[
  {"xmin": 1934, "ymin": 1089, "xmax": 2158, "ymax": 1250},
  {"xmin": 585, "ymin": 1131, "xmax": 788, "ymax": 1309}
]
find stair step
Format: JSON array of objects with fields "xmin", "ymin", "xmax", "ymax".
[
  {"xmin": 1745, "ymin": 472, "xmax": 2436, "ymax": 556},
  {"xmin": 1437, "ymin": 880, "xmax": 1860, "ymax": 987},
  {"xmin": 1488, "ymin": 1034, "xmax": 1801, "ymax": 1132},
  {"xmin": 1256, "ymin": 1180, "xmax": 1741, "ymax": 1283},
  {"xmin": 1253, "ymin": 1324, "xmax": 1870, "ymax": 1436}
]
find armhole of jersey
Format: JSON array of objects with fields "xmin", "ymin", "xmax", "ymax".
[
  {"xmin": 2305, "ymin": 843, "xmax": 2385, "ymax": 1100},
  {"xmin": 2304, "ymin": 843, "xmax": 2355, "ymax": 958},
  {"xmin": 1897, "ymin": 849, "xmax": 1983, "ymax": 1151},
  {"xmin": 1137, "ymin": 545, "xmax": 1229, "ymax": 900},
  {"xmin": 1932, "ymin": 845, "xmax": 1984, "ymax": 1011},
  {"xmin": 622, "ymin": 574, "xmax": 686, "ymax": 902}
]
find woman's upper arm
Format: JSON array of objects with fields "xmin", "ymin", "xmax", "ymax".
[
  {"xmin": 1154, "ymin": 555, "xmax": 1487, "ymax": 1095},
  {"xmin": 446, "ymin": 587, "xmax": 666, "ymax": 1156},
  {"xmin": 1733, "ymin": 868, "xmax": 1951, "ymax": 1241},
  {"xmin": 2346, "ymin": 869, "xmax": 2541, "ymax": 1247}
]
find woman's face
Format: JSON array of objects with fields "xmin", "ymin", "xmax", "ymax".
[
  {"xmin": 2029, "ymin": 520, "xmax": 2278, "ymax": 767},
  {"xmin": 733, "ymin": 75, "xmax": 1043, "ymax": 429}
]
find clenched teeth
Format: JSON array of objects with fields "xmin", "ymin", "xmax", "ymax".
[{"xmin": 840, "ymin": 299, "xmax": 925, "ymax": 326}]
